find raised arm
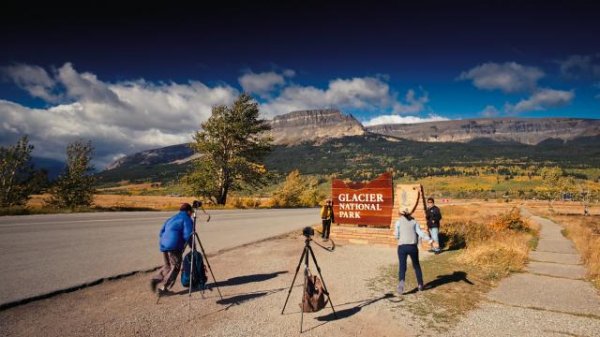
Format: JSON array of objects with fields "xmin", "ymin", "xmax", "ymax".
[{"xmin": 414, "ymin": 221, "xmax": 432, "ymax": 241}]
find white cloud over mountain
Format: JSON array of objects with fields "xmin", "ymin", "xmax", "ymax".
[
  {"xmin": 459, "ymin": 62, "xmax": 544, "ymax": 93},
  {"xmin": 461, "ymin": 61, "xmax": 575, "ymax": 115},
  {"xmin": 0, "ymin": 63, "xmax": 436, "ymax": 167},
  {"xmin": 505, "ymin": 88, "xmax": 575, "ymax": 114},
  {"xmin": 363, "ymin": 114, "xmax": 448, "ymax": 126}
]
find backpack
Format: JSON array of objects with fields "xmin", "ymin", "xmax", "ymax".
[
  {"xmin": 181, "ymin": 250, "xmax": 208, "ymax": 289},
  {"xmin": 299, "ymin": 272, "xmax": 327, "ymax": 312}
]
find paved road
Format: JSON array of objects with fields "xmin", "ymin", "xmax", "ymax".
[{"xmin": 0, "ymin": 208, "xmax": 318, "ymax": 306}]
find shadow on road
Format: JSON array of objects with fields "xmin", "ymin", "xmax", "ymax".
[
  {"xmin": 213, "ymin": 271, "xmax": 288, "ymax": 288},
  {"xmin": 419, "ymin": 271, "xmax": 474, "ymax": 292},
  {"xmin": 315, "ymin": 292, "xmax": 395, "ymax": 322}
]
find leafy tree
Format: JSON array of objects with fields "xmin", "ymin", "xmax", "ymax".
[
  {"xmin": 184, "ymin": 94, "xmax": 272, "ymax": 205},
  {"xmin": 47, "ymin": 140, "xmax": 96, "ymax": 209},
  {"xmin": 271, "ymin": 170, "xmax": 323, "ymax": 207},
  {"xmin": 0, "ymin": 136, "xmax": 36, "ymax": 207}
]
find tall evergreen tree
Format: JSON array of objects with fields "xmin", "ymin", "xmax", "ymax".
[
  {"xmin": 184, "ymin": 94, "xmax": 272, "ymax": 204},
  {"xmin": 48, "ymin": 140, "xmax": 96, "ymax": 209}
]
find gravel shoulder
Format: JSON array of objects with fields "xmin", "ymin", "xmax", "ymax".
[{"xmin": 0, "ymin": 233, "xmax": 423, "ymax": 337}]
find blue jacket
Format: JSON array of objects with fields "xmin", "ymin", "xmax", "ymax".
[{"xmin": 159, "ymin": 211, "xmax": 193, "ymax": 252}]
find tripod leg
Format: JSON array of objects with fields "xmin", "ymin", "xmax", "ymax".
[
  {"xmin": 281, "ymin": 247, "xmax": 307, "ymax": 314},
  {"xmin": 194, "ymin": 233, "xmax": 224, "ymax": 300},
  {"xmin": 189, "ymin": 235, "xmax": 195, "ymax": 297},
  {"xmin": 300, "ymin": 266, "xmax": 308, "ymax": 333},
  {"xmin": 307, "ymin": 246, "xmax": 337, "ymax": 318}
]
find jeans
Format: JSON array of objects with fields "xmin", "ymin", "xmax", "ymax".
[
  {"xmin": 152, "ymin": 250, "xmax": 183, "ymax": 290},
  {"xmin": 397, "ymin": 244, "xmax": 424, "ymax": 286},
  {"xmin": 322, "ymin": 219, "xmax": 331, "ymax": 238},
  {"xmin": 429, "ymin": 227, "xmax": 440, "ymax": 250}
]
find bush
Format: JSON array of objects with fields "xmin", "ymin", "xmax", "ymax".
[{"xmin": 270, "ymin": 170, "xmax": 323, "ymax": 207}]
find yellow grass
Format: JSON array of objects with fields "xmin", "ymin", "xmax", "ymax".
[
  {"xmin": 442, "ymin": 204, "xmax": 538, "ymax": 280},
  {"xmin": 28, "ymin": 194, "xmax": 194, "ymax": 211}
]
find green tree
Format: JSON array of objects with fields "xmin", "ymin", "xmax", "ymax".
[
  {"xmin": 47, "ymin": 140, "xmax": 96, "ymax": 209},
  {"xmin": 0, "ymin": 136, "xmax": 36, "ymax": 207},
  {"xmin": 184, "ymin": 94, "xmax": 272, "ymax": 205}
]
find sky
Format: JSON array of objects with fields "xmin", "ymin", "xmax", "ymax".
[{"xmin": 0, "ymin": 0, "xmax": 599, "ymax": 167}]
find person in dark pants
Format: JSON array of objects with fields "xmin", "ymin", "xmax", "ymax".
[
  {"xmin": 394, "ymin": 207, "xmax": 433, "ymax": 294},
  {"xmin": 425, "ymin": 197, "xmax": 442, "ymax": 254},
  {"xmin": 150, "ymin": 203, "xmax": 194, "ymax": 295},
  {"xmin": 320, "ymin": 199, "xmax": 334, "ymax": 240}
]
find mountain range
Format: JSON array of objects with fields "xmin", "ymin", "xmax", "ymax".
[{"xmin": 96, "ymin": 109, "xmax": 600, "ymax": 183}]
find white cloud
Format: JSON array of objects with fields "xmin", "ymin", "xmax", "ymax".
[
  {"xmin": 1, "ymin": 64, "xmax": 60, "ymax": 102},
  {"xmin": 260, "ymin": 76, "xmax": 429, "ymax": 118},
  {"xmin": 392, "ymin": 89, "xmax": 429, "ymax": 114},
  {"xmin": 459, "ymin": 62, "xmax": 544, "ymax": 93},
  {"xmin": 1, "ymin": 63, "xmax": 435, "ymax": 167},
  {"xmin": 505, "ymin": 88, "xmax": 574, "ymax": 114},
  {"xmin": 558, "ymin": 54, "xmax": 600, "ymax": 79},
  {"xmin": 238, "ymin": 69, "xmax": 294, "ymax": 98},
  {"xmin": 480, "ymin": 105, "xmax": 500, "ymax": 117},
  {"xmin": 0, "ymin": 63, "xmax": 238, "ymax": 167},
  {"xmin": 363, "ymin": 114, "xmax": 449, "ymax": 126}
]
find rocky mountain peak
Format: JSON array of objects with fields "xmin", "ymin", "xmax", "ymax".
[{"xmin": 269, "ymin": 109, "xmax": 365, "ymax": 144}]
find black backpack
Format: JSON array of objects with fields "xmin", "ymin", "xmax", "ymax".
[{"xmin": 181, "ymin": 250, "xmax": 208, "ymax": 289}]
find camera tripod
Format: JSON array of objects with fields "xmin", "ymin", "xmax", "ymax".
[
  {"xmin": 281, "ymin": 234, "xmax": 336, "ymax": 333},
  {"xmin": 188, "ymin": 205, "xmax": 223, "ymax": 301}
]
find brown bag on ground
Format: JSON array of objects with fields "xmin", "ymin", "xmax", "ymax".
[{"xmin": 299, "ymin": 273, "xmax": 327, "ymax": 312}]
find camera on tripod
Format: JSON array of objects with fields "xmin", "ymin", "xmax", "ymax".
[
  {"xmin": 192, "ymin": 200, "xmax": 202, "ymax": 208},
  {"xmin": 302, "ymin": 226, "xmax": 314, "ymax": 238}
]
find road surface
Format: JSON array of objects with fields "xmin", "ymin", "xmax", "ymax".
[{"xmin": 0, "ymin": 208, "xmax": 317, "ymax": 306}]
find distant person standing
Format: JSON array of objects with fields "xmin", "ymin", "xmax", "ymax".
[
  {"xmin": 320, "ymin": 199, "xmax": 335, "ymax": 240},
  {"xmin": 425, "ymin": 197, "xmax": 442, "ymax": 254},
  {"xmin": 150, "ymin": 203, "xmax": 194, "ymax": 295},
  {"xmin": 394, "ymin": 208, "xmax": 433, "ymax": 294}
]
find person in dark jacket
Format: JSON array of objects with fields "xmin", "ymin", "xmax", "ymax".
[
  {"xmin": 150, "ymin": 203, "xmax": 194, "ymax": 294},
  {"xmin": 425, "ymin": 197, "xmax": 442, "ymax": 254}
]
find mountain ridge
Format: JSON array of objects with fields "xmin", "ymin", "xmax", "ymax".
[{"xmin": 100, "ymin": 110, "xmax": 600, "ymax": 177}]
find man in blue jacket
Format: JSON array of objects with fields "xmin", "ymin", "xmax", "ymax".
[{"xmin": 150, "ymin": 203, "xmax": 194, "ymax": 294}]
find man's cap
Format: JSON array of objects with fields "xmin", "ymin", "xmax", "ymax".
[
  {"xmin": 180, "ymin": 203, "xmax": 193, "ymax": 212},
  {"xmin": 401, "ymin": 207, "xmax": 411, "ymax": 215}
]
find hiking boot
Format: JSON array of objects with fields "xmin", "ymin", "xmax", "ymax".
[
  {"xmin": 156, "ymin": 286, "xmax": 172, "ymax": 297},
  {"xmin": 397, "ymin": 280, "xmax": 405, "ymax": 294},
  {"xmin": 418, "ymin": 284, "xmax": 424, "ymax": 292}
]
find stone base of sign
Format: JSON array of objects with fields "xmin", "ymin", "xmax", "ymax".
[
  {"xmin": 329, "ymin": 225, "xmax": 433, "ymax": 250},
  {"xmin": 329, "ymin": 225, "xmax": 396, "ymax": 246}
]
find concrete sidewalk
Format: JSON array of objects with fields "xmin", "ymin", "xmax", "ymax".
[{"xmin": 449, "ymin": 208, "xmax": 600, "ymax": 337}]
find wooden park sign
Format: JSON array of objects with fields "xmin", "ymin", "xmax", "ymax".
[{"xmin": 332, "ymin": 172, "xmax": 394, "ymax": 226}]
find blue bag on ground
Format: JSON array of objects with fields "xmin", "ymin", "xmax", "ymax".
[{"xmin": 181, "ymin": 250, "xmax": 208, "ymax": 289}]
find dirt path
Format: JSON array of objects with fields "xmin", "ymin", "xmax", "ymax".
[
  {"xmin": 448, "ymin": 208, "xmax": 600, "ymax": 337},
  {"xmin": 0, "ymin": 233, "xmax": 428, "ymax": 337}
]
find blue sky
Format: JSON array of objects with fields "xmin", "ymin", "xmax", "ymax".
[{"xmin": 0, "ymin": 1, "xmax": 599, "ymax": 166}]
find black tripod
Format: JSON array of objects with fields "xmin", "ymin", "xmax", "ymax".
[
  {"xmin": 281, "ymin": 232, "xmax": 336, "ymax": 333},
  {"xmin": 188, "ymin": 204, "xmax": 223, "ymax": 301}
]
